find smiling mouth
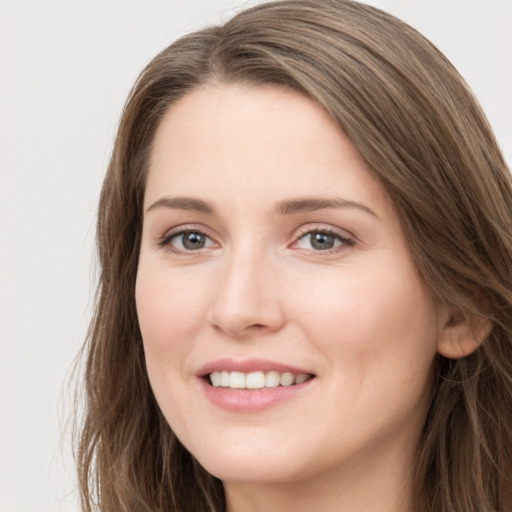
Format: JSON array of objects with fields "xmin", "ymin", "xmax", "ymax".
[{"xmin": 207, "ymin": 370, "xmax": 314, "ymax": 389}]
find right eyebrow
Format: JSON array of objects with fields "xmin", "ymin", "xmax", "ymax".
[
  {"xmin": 146, "ymin": 196, "xmax": 215, "ymax": 214},
  {"xmin": 275, "ymin": 197, "xmax": 377, "ymax": 217}
]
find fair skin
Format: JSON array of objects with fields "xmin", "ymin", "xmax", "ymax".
[{"xmin": 135, "ymin": 83, "xmax": 480, "ymax": 512}]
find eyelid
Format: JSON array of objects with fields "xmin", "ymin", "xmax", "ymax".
[
  {"xmin": 293, "ymin": 223, "xmax": 354, "ymax": 240},
  {"xmin": 290, "ymin": 223, "xmax": 355, "ymax": 253},
  {"xmin": 157, "ymin": 224, "xmax": 219, "ymax": 252}
]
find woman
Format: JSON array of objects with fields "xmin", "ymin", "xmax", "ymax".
[{"xmin": 76, "ymin": 1, "xmax": 512, "ymax": 510}]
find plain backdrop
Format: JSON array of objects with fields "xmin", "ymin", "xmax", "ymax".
[{"xmin": 1, "ymin": 1, "xmax": 510, "ymax": 510}]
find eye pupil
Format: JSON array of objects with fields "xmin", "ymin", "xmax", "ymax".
[
  {"xmin": 311, "ymin": 232, "xmax": 334, "ymax": 250},
  {"xmin": 182, "ymin": 232, "xmax": 206, "ymax": 250}
]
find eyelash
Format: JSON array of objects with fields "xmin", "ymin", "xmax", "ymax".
[
  {"xmin": 157, "ymin": 225, "xmax": 355, "ymax": 255},
  {"xmin": 157, "ymin": 227, "xmax": 216, "ymax": 254},
  {"xmin": 292, "ymin": 226, "xmax": 355, "ymax": 254}
]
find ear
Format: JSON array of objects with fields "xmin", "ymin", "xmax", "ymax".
[{"xmin": 437, "ymin": 311, "xmax": 493, "ymax": 359}]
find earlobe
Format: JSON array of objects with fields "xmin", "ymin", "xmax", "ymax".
[{"xmin": 437, "ymin": 312, "xmax": 493, "ymax": 359}]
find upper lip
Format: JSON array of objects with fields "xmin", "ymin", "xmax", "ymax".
[{"xmin": 196, "ymin": 358, "xmax": 315, "ymax": 377}]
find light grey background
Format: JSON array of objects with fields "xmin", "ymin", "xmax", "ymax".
[{"xmin": 1, "ymin": 1, "xmax": 510, "ymax": 510}]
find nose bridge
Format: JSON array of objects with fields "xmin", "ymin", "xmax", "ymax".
[{"xmin": 209, "ymin": 241, "xmax": 283, "ymax": 336}]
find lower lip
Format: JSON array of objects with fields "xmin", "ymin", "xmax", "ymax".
[{"xmin": 199, "ymin": 378, "xmax": 315, "ymax": 412}]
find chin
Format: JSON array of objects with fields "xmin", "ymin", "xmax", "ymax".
[
  {"xmin": 199, "ymin": 453, "xmax": 307, "ymax": 485},
  {"xmin": 183, "ymin": 430, "xmax": 314, "ymax": 485}
]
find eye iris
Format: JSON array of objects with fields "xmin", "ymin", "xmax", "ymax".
[
  {"xmin": 311, "ymin": 232, "xmax": 335, "ymax": 250},
  {"xmin": 182, "ymin": 232, "xmax": 206, "ymax": 250}
]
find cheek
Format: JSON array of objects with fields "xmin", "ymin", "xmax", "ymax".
[
  {"xmin": 290, "ymin": 262, "xmax": 439, "ymax": 452},
  {"xmin": 135, "ymin": 263, "xmax": 211, "ymax": 418},
  {"xmin": 135, "ymin": 264, "xmax": 210, "ymax": 431},
  {"xmin": 293, "ymin": 257, "xmax": 439, "ymax": 386},
  {"xmin": 135, "ymin": 264, "xmax": 207, "ymax": 353}
]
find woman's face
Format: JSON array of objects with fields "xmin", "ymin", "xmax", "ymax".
[{"xmin": 136, "ymin": 84, "xmax": 448, "ymax": 487}]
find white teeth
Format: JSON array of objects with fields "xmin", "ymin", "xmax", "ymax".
[
  {"xmin": 220, "ymin": 371, "xmax": 230, "ymax": 387},
  {"xmin": 246, "ymin": 371, "xmax": 266, "ymax": 389},
  {"xmin": 210, "ymin": 371, "xmax": 221, "ymax": 387},
  {"xmin": 295, "ymin": 373, "xmax": 309, "ymax": 384},
  {"xmin": 265, "ymin": 371, "xmax": 280, "ymax": 388},
  {"xmin": 208, "ymin": 370, "xmax": 311, "ymax": 389},
  {"xmin": 279, "ymin": 372, "xmax": 295, "ymax": 386},
  {"xmin": 230, "ymin": 371, "xmax": 246, "ymax": 388}
]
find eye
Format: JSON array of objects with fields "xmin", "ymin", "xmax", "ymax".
[
  {"xmin": 295, "ymin": 229, "xmax": 353, "ymax": 252},
  {"xmin": 159, "ymin": 229, "xmax": 216, "ymax": 253}
]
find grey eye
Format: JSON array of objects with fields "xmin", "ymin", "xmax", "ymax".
[
  {"xmin": 166, "ymin": 231, "xmax": 213, "ymax": 251},
  {"xmin": 297, "ymin": 231, "xmax": 345, "ymax": 251},
  {"xmin": 310, "ymin": 232, "xmax": 335, "ymax": 250},
  {"xmin": 180, "ymin": 232, "xmax": 207, "ymax": 250}
]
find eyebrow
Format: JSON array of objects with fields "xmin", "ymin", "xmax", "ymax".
[
  {"xmin": 275, "ymin": 197, "xmax": 377, "ymax": 217},
  {"xmin": 146, "ymin": 196, "xmax": 377, "ymax": 218},
  {"xmin": 147, "ymin": 196, "xmax": 214, "ymax": 214}
]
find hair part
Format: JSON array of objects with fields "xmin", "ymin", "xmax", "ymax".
[{"xmin": 76, "ymin": 1, "xmax": 512, "ymax": 510}]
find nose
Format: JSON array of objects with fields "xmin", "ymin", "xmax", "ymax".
[{"xmin": 208, "ymin": 248, "xmax": 285, "ymax": 339}]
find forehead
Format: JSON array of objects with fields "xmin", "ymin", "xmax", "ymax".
[
  {"xmin": 150, "ymin": 83, "xmax": 349, "ymax": 165},
  {"xmin": 145, "ymin": 83, "xmax": 390, "ymax": 219}
]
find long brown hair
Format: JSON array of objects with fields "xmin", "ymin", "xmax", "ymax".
[{"xmin": 75, "ymin": 1, "xmax": 512, "ymax": 510}]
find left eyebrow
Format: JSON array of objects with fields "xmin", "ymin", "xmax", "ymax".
[
  {"xmin": 275, "ymin": 197, "xmax": 378, "ymax": 218},
  {"xmin": 146, "ymin": 196, "xmax": 214, "ymax": 214}
]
